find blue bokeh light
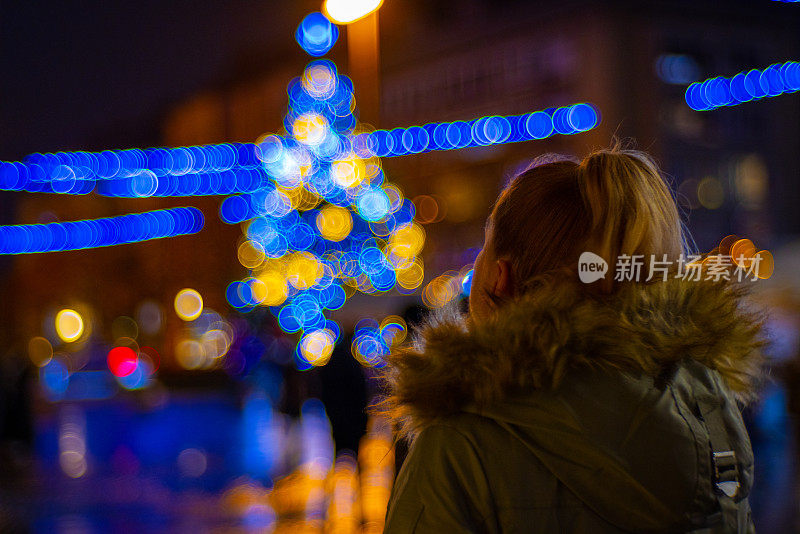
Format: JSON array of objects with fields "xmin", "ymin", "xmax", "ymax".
[
  {"xmin": 462, "ymin": 269, "xmax": 473, "ymax": 296},
  {"xmin": 295, "ymin": 13, "xmax": 340, "ymax": 58},
  {"xmin": 685, "ymin": 60, "xmax": 800, "ymax": 111},
  {"xmin": 356, "ymin": 189, "xmax": 391, "ymax": 222},
  {"xmin": 117, "ymin": 359, "xmax": 152, "ymax": 390},
  {"xmin": 40, "ymin": 359, "xmax": 69, "ymax": 400},
  {"xmin": 0, "ymin": 207, "xmax": 204, "ymax": 255},
  {"xmin": 655, "ymin": 54, "xmax": 701, "ymax": 85},
  {"xmin": 352, "ymin": 103, "xmax": 599, "ymax": 159}
]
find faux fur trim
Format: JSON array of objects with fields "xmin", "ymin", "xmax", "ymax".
[{"xmin": 379, "ymin": 274, "xmax": 768, "ymax": 438}]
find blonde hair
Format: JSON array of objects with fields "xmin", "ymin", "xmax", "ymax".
[{"xmin": 491, "ymin": 143, "xmax": 693, "ymax": 295}]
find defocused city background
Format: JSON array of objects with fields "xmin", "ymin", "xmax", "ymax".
[{"xmin": 1, "ymin": 0, "xmax": 800, "ymax": 532}]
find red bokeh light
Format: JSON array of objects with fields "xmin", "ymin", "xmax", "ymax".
[{"xmin": 107, "ymin": 346, "xmax": 138, "ymax": 377}]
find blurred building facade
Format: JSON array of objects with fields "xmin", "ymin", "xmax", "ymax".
[{"xmin": 160, "ymin": 0, "xmax": 800, "ymax": 284}]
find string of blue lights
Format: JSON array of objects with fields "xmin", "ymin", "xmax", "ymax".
[
  {"xmin": 0, "ymin": 207, "xmax": 204, "ymax": 254},
  {"xmin": 0, "ymin": 145, "xmax": 263, "ymax": 196},
  {"xmin": 353, "ymin": 103, "xmax": 599, "ymax": 158},
  {"xmin": 0, "ymin": 105, "xmax": 599, "ymax": 198},
  {"xmin": 685, "ymin": 60, "xmax": 800, "ymax": 111}
]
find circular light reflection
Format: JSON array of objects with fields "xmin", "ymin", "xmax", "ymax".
[
  {"xmin": 55, "ymin": 309, "xmax": 84, "ymax": 343},
  {"xmin": 174, "ymin": 288, "xmax": 203, "ymax": 321}
]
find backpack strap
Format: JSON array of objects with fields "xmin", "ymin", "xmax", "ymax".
[{"xmin": 696, "ymin": 394, "xmax": 748, "ymax": 534}]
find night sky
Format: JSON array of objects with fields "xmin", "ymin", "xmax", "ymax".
[{"xmin": 0, "ymin": 1, "xmax": 316, "ymax": 159}]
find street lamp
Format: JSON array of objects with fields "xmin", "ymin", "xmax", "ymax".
[
  {"xmin": 323, "ymin": 0, "xmax": 383, "ymax": 24},
  {"xmin": 323, "ymin": 0, "xmax": 384, "ymax": 124}
]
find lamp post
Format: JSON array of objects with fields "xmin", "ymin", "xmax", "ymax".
[{"xmin": 324, "ymin": 0, "xmax": 384, "ymax": 125}]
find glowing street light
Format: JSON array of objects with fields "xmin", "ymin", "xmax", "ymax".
[
  {"xmin": 323, "ymin": 0, "xmax": 384, "ymax": 123},
  {"xmin": 323, "ymin": 0, "xmax": 383, "ymax": 24}
]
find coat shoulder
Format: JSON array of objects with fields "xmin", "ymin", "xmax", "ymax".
[{"xmin": 385, "ymin": 417, "xmax": 500, "ymax": 533}]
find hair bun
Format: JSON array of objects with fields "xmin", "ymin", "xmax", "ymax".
[{"xmin": 577, "ymin": 147, "xmax": 688, "ymax": 293}]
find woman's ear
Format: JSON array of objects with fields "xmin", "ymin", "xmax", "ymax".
[{"xmin": 493, "ymin": 259, "xmax": 515, "ymax": 298}]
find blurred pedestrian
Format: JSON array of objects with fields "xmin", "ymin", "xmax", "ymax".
[{"xmin": 380, "ymin": 144, "xmax": 766, "ymax": 533}]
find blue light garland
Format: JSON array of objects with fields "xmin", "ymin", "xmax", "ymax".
[
  {"xmin": 0, "ymin": 144, "xmax": 264, "ymax": 197},
  {"xmin": 0, "ymin": 207, "xmax": 204, "ymax": 254},
  {"xmin": 0, "ymin": 105, "xmax": 599, "ymax": 197},
  {"xmin": 685, "ymin": 60, "xmax": 800, "ymax": 111},
  {"xmin": 353, "ymin": 103, "xmax": 600, "ymax": 158}
]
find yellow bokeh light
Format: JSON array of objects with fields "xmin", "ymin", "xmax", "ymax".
[
  {"xmin": 300, "ymin": 329, "xmax": 335, "ymax": 367},
  {"xmin": 28, "ymin": 336, "xmax": 53, "ymax": 367},
  {"xmin": 379, "ymin": 315, "xmax": 405, "ymax": 330},
  {"xmin": 326, "ymin": 452, "xmax": 360, "ymax": 530},
  {"xmin": 276, "ymin": 186, "xmax": 300, "ymax": 210},
  {"xmin": 754, "ymin": 250, "xmax": 774, "ymax": 279},
  {"xmin": 392, "ymin": 223, "xmax": 425, "ymax": 252},
  {"xmin": 176, "ymin": 339, "xmax": 206, "ymax": 369},
  {"xmin": 296, "ymin": 187, "xmax": 322, "ymax": 211},
  {"xmin": 55, "ymin": 309, "xmax": 84, "ymax": 343},
  {"xmin": 201, "ymin": 329, "xmax": 232, "ymax": 359},
  {"xmin": 734, "ymin": 154, "xmax": 768, "ymax": 210},
  {"xmin": 395, "ymin": 259, "xmax": 425, "ymax": 290},
  {"xmin": 331, "ymin": 154, "xmax": 366, "ymax": 188},
  {"xmin": 221, "ymin": 480, "xmax": 271, "ymax": 513},
  {"xmin": 248, "ymin": 277, "xmax": 268, "ymax": 305},
  {"xmin": 730, "ymin": 239, "xmax": 757, "ymax": 267},
  {"xmin": 293, "ymin": 113, "xmax": 329, "ymax": 146},
  {"xmin": 174, "ymin": 288, "xmax": 203, "ymax": 321},
  {"xmin": 287, "ymin": 252, "xmax": 324, "ymax": 290},
  {"xmin": 358, "ymin": 421, "xmax": 394, "ymax": 530},
  {"xmin": 388, "ymin": 223, "xmax": 425, "ymax": 267},
  {"xmin": 238, "ymin": 240, "xmax": 266, "ymax": 269},
  {"xmin": 277, "ymin": 185, "xmax": 321, "ymax": 212},
  {"xmin": 316, "ymin": 205, "xmax": 353, "ymax": 242},
  {"xmin": 255, "ymin": 271, "xmax": 289, "ymax": 306},
  {"xmin": 271, "ymin": 470, "xmax": 319, "ymax": 517},
  {"xmin": 422, "ymin": 271, "xmax": 462, "ymax": 308},
  {"xmin": 718, "ymin": 234, "xmax": 739, "ymax": 257}
]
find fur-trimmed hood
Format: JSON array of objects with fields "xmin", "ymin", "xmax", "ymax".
[
  {"xmin": 383, "ymin": 274, "xmax": 767, "ymax": 439},
  {"xmin": 382, "ymin": 275, "xmax": 768, "ymax": 532}
]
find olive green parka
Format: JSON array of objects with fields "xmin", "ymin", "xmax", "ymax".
[{"xmin": 382, "ymin": 275, "xmax": 766, "ymax": 533}]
